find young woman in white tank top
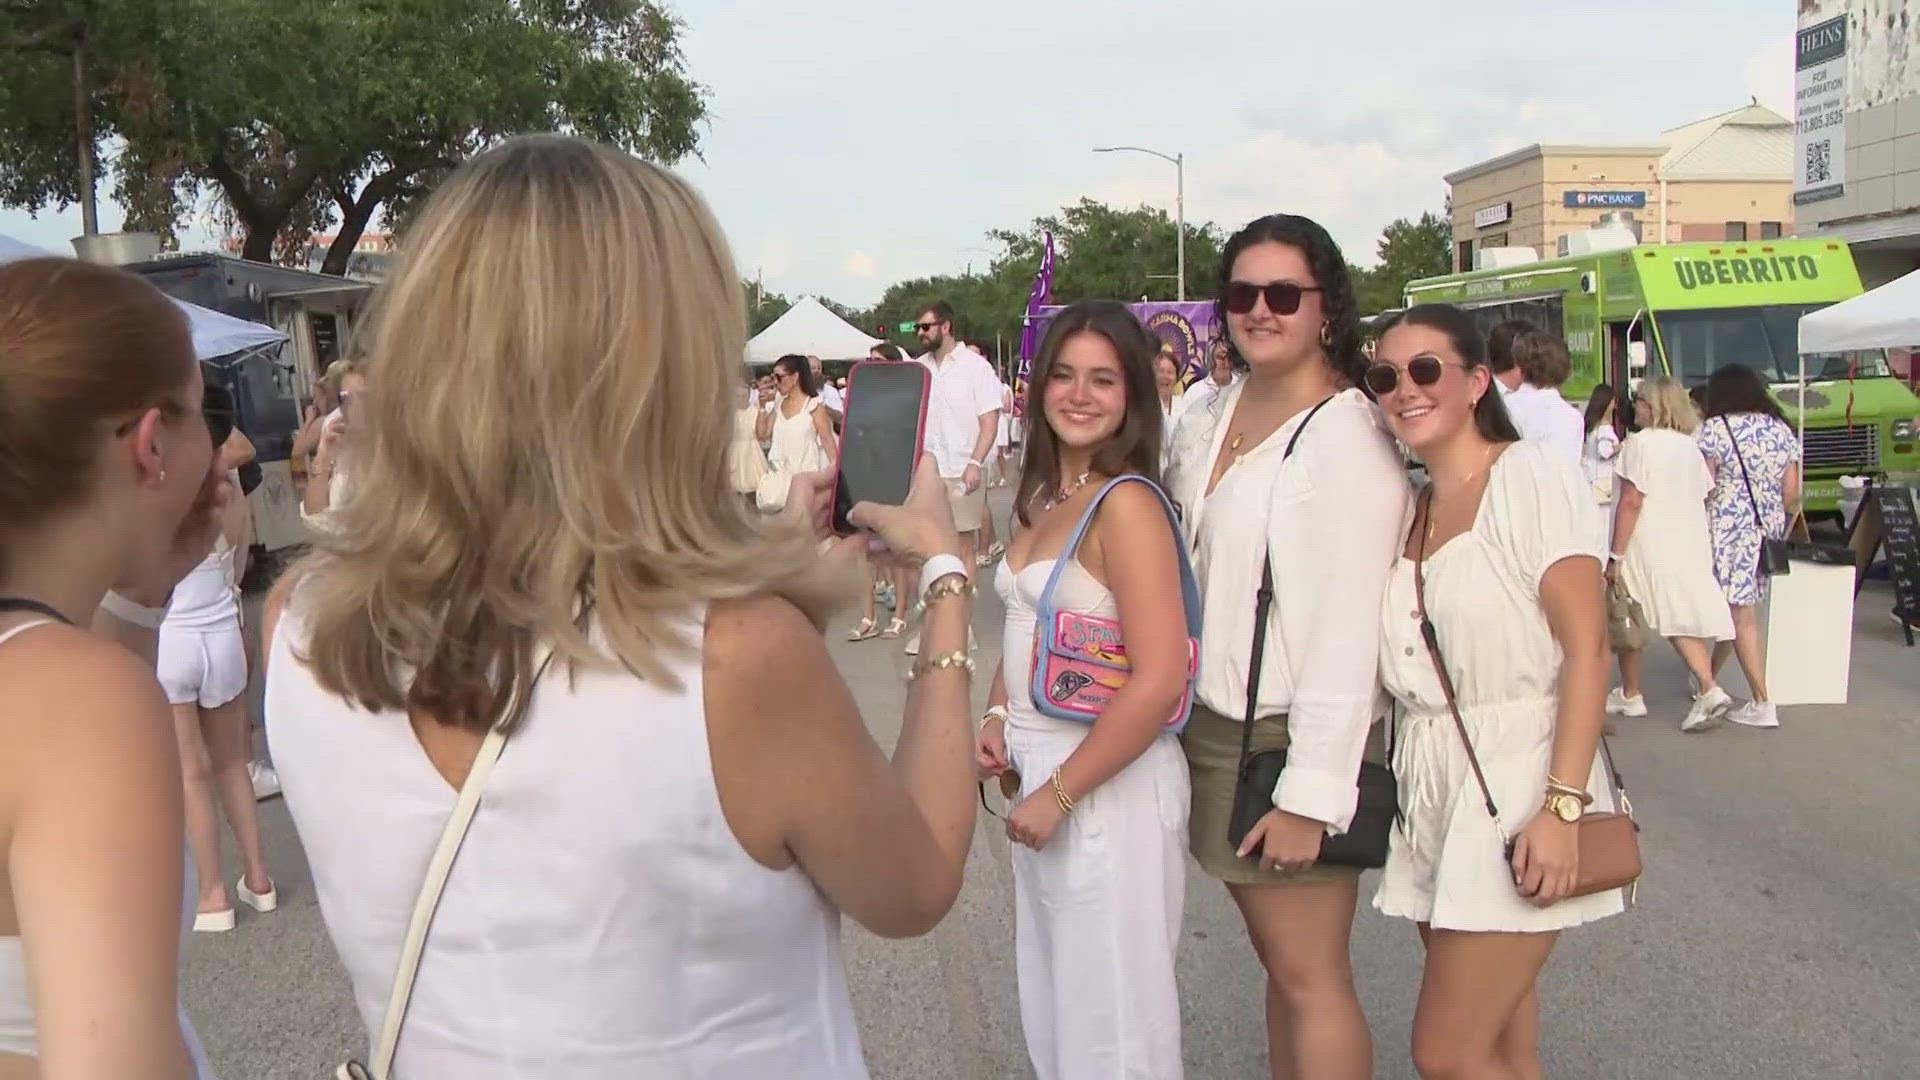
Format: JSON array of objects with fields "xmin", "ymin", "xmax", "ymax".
[
  {"xmin": 977, "ymin": 301, "xmax": 1195, "ymax": 1079},
  {"xmin": 0, "ymin": 255, "xmax": 230, "ymax": 1078}
]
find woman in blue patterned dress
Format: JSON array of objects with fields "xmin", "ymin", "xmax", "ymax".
[{"xmin": 1696, "ymin": 365, "xmax": 1802, "ymax": 730}]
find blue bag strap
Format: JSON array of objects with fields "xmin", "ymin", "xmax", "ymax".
[{"xmin": 1032, "ymin": 475, "xmax": 1202, "ymax": 651}]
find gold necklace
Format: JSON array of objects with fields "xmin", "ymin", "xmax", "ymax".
[
  {"xmin": 1041, "ymin": 471, "xmax": 1092, "ymax": 512},
  {"xmin": 1229, "ymin": 432, "xmax": 1245, "ymax": 452}
]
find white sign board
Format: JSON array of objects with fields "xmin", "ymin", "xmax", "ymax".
[
  {"xmin": 1793, "ymin": 15, "xmax": 1847, "ymax": 205},
  {"xmin": 1764, "ymin": 560, "xmax": 1855, "ymax": 705},
  {"xmin": 1472, "ymin": 202, "xmax": 1511, "ymax": 229}
]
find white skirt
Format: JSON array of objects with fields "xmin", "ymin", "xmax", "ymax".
[{"xmin": 1374, "ymin": 697, "xmax": 1626, "ymax": 933}]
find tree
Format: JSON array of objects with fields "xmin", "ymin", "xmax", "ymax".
[
  {"xmin": 744, "ymin": 279, "xmax": 791, "ymax": 336},
  {"xmin": 990, "ymin": 198, "xmax": 1225, "ymax": 308},
  {"xmin": 1, "ymin": 0, "xmax": 707, "ymax": 271},
  {"xmin": 1359, "ymin": 210, "xmax": 1451, "ymax": 313}
]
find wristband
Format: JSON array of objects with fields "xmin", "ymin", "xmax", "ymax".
[
  {"xmin": 918, "ymin": 554, "xmax": 969, "ymax": 598},
  {"xmin": 979, "ymin": 705, "xmax": 1009, "ymax": 731},
  {"xmin": 967, "ymin": 459, "xmax": 985, "ymax": 469},
  {"xmin": 100, "ymin": 589, "xmax": 169, "ymax": 629}
]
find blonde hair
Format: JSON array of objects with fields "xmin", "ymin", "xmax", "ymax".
[
  {"xmin": 319, "ymin": 360, "xmax": 360, "ymax": 397},
  {"xmin": 1633, "ymin": 375, "xmax": 1700, "ymax": 435},
  {"xmin": 296, "ymin": 134, "xmax": 809, "ymax": 733}
]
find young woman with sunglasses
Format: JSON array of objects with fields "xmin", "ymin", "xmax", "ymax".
[
  {"xmin": 1165, "ymin": 215, "xmax": 1409, "ymax": 1080},
  {"xmin": 1366, "ymin": 304, "xmax": 1621, "ymax": 1080},
  {"xmin": 975, "ymin": 300, "xmax": 1193, "ymax": 1079}
]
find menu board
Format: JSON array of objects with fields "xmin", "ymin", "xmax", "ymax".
[{"xmin": 1850, "ymin": 484, "xmax": 1919, "ymax": 645}]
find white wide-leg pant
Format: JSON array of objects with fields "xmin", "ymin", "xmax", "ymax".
[{"xmin": 1006, "ymin": 720, "xmax": 1189, "ymax": 1080}]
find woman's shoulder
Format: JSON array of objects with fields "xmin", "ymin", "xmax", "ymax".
[
  {"xmin": 0, "ymin": 623, "xmax": 173, "ymax": 752},
  {"xmin": 1495, "ymin": 437, "xmax": 1581, "ymax": 490}
]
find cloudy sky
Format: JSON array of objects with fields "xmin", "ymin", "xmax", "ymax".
[{"xmin": 1, "ymin": 0, "xmax": 1795, "ymax": 307}]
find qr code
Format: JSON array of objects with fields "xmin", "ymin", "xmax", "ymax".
[{"xmin": 1806, "ymin": 138, "xmax": 1832, "ymax": 183}]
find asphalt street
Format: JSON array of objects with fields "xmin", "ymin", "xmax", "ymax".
[{"xmin": 190, "ymin": 491, "xmax": 1920, "ymax": 1079}]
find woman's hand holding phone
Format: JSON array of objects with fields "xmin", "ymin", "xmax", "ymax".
[
  {"xmin": 847, "ymin": 454, "xmax": 960, "ymax": 568},
  {"xmin": 770, "ymin": 456, "xmax": 959, "ymax": 634}
]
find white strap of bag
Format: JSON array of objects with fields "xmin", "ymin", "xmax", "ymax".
[{"xmin": 338, "ymin": 647, "xmax": 549, "ymax": 1080}]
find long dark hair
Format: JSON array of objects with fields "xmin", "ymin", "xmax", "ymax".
[
  {"xmin": 1701, "ymin": 364, "xmax": 1785, "ymax": 422},
  {"xmin": 773, "ymin": 353, "xmax": 817, "ymax": 397},
  {"xmin": 1016, "ymin": 300, "xmax": 1163, "ymax": 527},
  {"xmin": 1375, "ymin": 303, "xmax": 1521, "ymax": 443},
  {"xmin": 1214, "ymin": 214, "xmax": 1366, "ymax": 390},
  {"xmin": 1583, "ymin": 383, "xmax": 1615, "ymax": 433}
]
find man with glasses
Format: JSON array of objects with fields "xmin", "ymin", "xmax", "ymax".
[
  {"xmin": 909, "ymin": 301, "xmax": 999, "ymax": 653},
  {"xmin": 1175, "ymin": 339, "xmax": 1241, "ymax": 425}
]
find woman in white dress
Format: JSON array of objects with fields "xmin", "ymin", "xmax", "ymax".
[
  {"xmin": 1366, "ymin": 304, "xmax": 1620, "ymax": 1080},
  {"xmin": 757, "ymin": 353, "xmax": 836, "ymax": 479},
  {"xmin": 1154, "ymin": 348, "xmax": 1181, "ymax": 461},
  {"xmin": 730, "ymin": 379, "xmax": 769, "ymax": 503},
  {"xmin": 1580, "ymin": 385, "xmax": 1621, "ymax": 552},
  {"xmin": 975, "ymin": 300, "xmax": 1192, "ymax": 1079},
  {"xmin": 1607, "ymin": 376, "xmax": 1736, "ymax": 732}
]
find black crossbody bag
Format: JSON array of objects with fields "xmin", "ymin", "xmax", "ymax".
[
  {"xmin": 1224, "ymin": 397, "xmax": 1398, "ymax": 869},
  {"xmin": 1722, "ymin": 416, "xmax": 1791, "ymax": 577}
]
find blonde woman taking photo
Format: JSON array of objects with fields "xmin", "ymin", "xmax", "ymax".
[
  {"xmin": 263, "ymin": 135, "xmax": 976, "ymax": 1078},
  {"xmin": 1606, "ymin": 376, "xmax": 1735, "ymax": 731}
]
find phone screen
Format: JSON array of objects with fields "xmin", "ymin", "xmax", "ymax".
[{"xmin": 833, "ymin": 361, "xmax": 929, "ymax": 535}]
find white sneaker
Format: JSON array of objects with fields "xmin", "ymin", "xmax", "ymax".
[
  {"xmin": 1681, "ymin": 686, "xmax": 1733, "ymax": 732},
  {"xmin": 1728, "ymin": 700, "xmax": 1779, "ymax": 729},
  {"xmin": 250, "ymin": 761, "xmax": 282, "ymax": 801},
  {"xmin": 1605, "ymin": 689, "xmax": 1648, "ymax": 717}
]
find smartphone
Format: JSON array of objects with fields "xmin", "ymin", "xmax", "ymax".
[{"xmin": 832, "ymin": 360, "xmax": 930, "ymax": 535}]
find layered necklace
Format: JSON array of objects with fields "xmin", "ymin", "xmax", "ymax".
[{"xmin": 1039, "ymin": 470, "xmax": 1092, "ymax": 512}]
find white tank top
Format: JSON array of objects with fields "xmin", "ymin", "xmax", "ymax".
[
  {"xmin": 767, "ymin": 396, "xmax": 829, "ymax": 475},
  {"xmin": 164, "ymin": 541, "xmax": 239, "ymax": 631},
  {"xmin": 266, "ymin": 599, "xmax": 867, "ymax": 1078}
]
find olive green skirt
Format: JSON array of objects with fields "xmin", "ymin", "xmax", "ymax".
[{"xmin": 1181, "ymin": 702, "xmax": 1362, "ymax": 886}]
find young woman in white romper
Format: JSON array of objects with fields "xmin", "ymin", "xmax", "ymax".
[
  {"xmin": 1366, "ymin": 305, "xmax": 1621, "ymax": 1080},
  {"xmin": 976, "ymin": 301, "xmax": 1193, "ymax": 1080}
]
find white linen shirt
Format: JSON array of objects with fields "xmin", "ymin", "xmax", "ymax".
[
  {"xmin": 1167, "ymin": 385, "xmax": 1411, "ymax": 833},
  {"xmin": 917, "ymin": 346, "xmax": 1002, "ymax": 479},
  {"xmin": 1500, "ymin": 381, "xmax": 1583, "ymax": 465},
  {"xmin": 818, "ymin": 381, "xmax": 846, "ymax": 414}
]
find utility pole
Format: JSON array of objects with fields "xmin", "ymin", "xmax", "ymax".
[{"xmin": 73, "ymin": 43, "xmax": 97, "ymax": 237}]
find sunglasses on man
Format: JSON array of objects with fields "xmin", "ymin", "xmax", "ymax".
[
  {"xmin": 1223, "ymin": 280, "xmax": 1324, "ymax": 317},
  {"xmin": 915, "ymin": 321, "xmax": 944, "ymax": 333}
]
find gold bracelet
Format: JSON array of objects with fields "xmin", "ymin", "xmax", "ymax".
[
  {"xmin": 1545, "ymin": 779, "xmax": 1594, "ymax": 805},
  {"xmin": 922, "ymin": 574, "xmax": 975, "ymax": 607},
  {"xmin": 907, "ymin": 650, "xmax": 973, "ymax": 681},
  {"xmin": 1050, "ymin": 768, "xmax": 1076, "ymax": 815}
]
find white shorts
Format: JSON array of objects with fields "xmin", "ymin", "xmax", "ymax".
[{"xmin": 157, "ymin": 622, "xmax": 249, "ymax": 709}]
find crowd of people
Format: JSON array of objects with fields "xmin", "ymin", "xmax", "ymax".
[{"xmin": 0, "ymin": 132, "xmax": 1806, "ymax": 1079}]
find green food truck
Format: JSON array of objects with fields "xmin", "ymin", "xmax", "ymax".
[{"xmin": 1405, "ymin": 237, "xmax": 1920, "ymax": 515}]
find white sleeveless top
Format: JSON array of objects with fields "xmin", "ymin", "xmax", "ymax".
[
  {"xmin": 995, "ymin": 556, "xmax": 1117, "ymax": 735},
  {"xmin": 163, "ymin": 540, "xmax": 240, "ymax": 631},
  {"xmin": 266, "ymin": 599, "xmax": 867, "ymax": 1078},
  {"xmin": 767, "ymin": 396, "xmax": 830, "ymax": 475}
]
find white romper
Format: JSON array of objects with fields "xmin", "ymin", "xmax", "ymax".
[
  {"xmin": 995, "ymin": 556, "xmax": 1188, "ymax": 1080},
  {"xmin": 1372, "ymin": 442, "xmax": 1627, "ymax": 932}
]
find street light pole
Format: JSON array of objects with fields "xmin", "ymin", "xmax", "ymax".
[{"xmin": 1093, "ymin": 145, "xmax": 1185, "ymax": 301}]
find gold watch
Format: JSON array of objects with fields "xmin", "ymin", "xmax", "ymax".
[{"xmin": 1543, "ymin": 791, "xmax": 1584, "ymax": 823}]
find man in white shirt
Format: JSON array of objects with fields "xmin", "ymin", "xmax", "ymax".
[
  {"xmin": 1174, "ymin": 339, "xmax": 1242, "ymax": 425},
  {"xmin": 1489, "ymin": 321, "xmax": 1583, "ymax": 463},
  {"xmin": 914, "ymin": 300, "xmax": 1000, "ymax": 571},
  {"xmin": 806, "ymin": 355, "xmax": 844, "ymax": 424}
]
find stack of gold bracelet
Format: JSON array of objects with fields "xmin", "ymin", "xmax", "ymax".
[
  {"xmin": 1544, "ymin": 774, "xmax": 1594, "ymax": 805},
  {"xmin": 907, "ymin": 570, "xmax": 976, "ymax": 682},
  {"xmin": 1050, "ymin": 768, "xmax": 1075, "ymax": 815}
]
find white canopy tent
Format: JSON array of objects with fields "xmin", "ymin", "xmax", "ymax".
[
  {"xmin": 0, "ymin": 233, "xmax": 286, "ymax": 359},
  {"xmin": 1798, "ymin": 267, "xmax": 1920, "ymax": 354},
  {"xmin": 746, "ymin": 296, "xmax": 881, "ymax": 367}
]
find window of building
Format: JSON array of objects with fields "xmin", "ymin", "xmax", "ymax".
[
  {"xmin": 1760, "ymin": 221, "xmax": 1783, "ymax": 240},
  {"xmin": 1457, "ymin": 240, "xmax": 1474, "ymax": 272},
  {"xmin": 1725, "ymin": 221, "xmax": 1748, "ymax": 241}
]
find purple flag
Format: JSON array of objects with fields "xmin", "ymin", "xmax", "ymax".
[{"xmin": 1015, "ymin": 232, "xmax": 1055, "ymax": 392}]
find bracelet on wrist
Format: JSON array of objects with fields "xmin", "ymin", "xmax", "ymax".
[
  {"xmin": 979, "ymin": 705, "xmax": 1009, "ymax": 731},
  {"xmin": 917, "ymin": 554, "xmax": 969, "ymax": 599},
  {"xmin": 908, "ymin": 650, "xmax": 973, "ymax": 682},
  {"xmin": 1050, "ymin": 768, "xmax": 1077, "ymax": 815}
]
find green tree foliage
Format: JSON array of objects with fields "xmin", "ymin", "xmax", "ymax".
[
  {"xmin": 0, "ymin": 0, "xmax": 707, "ymax": 271},
  {"xmin": 1352, "ymin": 210, "xmax": 1451, "ymax": 313}
]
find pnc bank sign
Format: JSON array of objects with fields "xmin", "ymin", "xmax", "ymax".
[{"xmin": 1674, "ymin": 254, "xmax": 1820, "ymax": 290}]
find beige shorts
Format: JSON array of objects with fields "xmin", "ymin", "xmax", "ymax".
[{"xmin": 944, "ymin": 476, "xmax": 987, "ymax": 533}]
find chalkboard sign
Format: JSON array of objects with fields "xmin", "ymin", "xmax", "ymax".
[{"xmin": 1850, "ymin": 483, "xmax": 1919, "ymax": 646}]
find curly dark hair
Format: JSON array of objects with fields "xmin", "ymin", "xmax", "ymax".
[
  {"xmin": 1701, "ymin": 363, "xmax": 1786, "ymax": 422},
  {"xmin": 1213, "ymin": 214, "xmax": 1367, "ymax": 390}
]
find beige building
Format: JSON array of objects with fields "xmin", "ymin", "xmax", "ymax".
[{"xmin": 1445, "ymin": 104, "xmax": 1795, "ymax": 272}]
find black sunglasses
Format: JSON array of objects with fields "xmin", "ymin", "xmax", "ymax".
[
  {"xmin": 1224, "ymin": 280, "xmax": 1323, "ymax": 316},
  {"xmin": 1363, "ymin": 355, "xmax": 1464, "ymax": 397},
  {"xmin": 915, "ymin": 322, "xmax": 942, "ymax": 333}
]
